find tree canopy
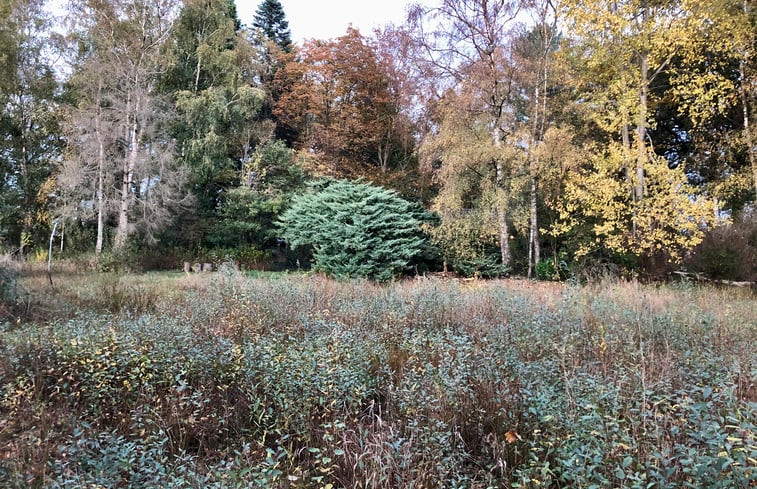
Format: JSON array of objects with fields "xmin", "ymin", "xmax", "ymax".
[
  {"xmin": 0, "ymin": 0, "xmax": 752, "ymax": 280},
  {"xmin": 252, "ymin": 0, "xmax": 292, "ymax": 52}
]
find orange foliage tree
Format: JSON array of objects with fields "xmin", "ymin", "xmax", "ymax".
[{"xmin": 273, "ymin": 28, "xmax": 415, "ymax": 179}]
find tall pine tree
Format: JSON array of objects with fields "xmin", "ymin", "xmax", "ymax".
[{"xmin": 252, "ymin": 0, "xmax": 292, "ymax": 52}]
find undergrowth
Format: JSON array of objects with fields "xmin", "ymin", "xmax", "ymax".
[{"xmin": 0, "ymin": 269, "xmax": 754, "ymax": 488}]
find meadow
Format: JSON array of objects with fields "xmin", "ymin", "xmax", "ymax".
[{"xmin": 0, "ymin": 265, "xmax": 754, "ymax": 488}]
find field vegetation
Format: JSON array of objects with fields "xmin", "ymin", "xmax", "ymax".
[{"xmin": 0, "ymin": 264, "xmax": 754, "ymax": 488}]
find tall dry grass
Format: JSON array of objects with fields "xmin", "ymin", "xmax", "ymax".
[{"xmin": 1, "ymin": 267, "xmax": 754, "ymax": 487}]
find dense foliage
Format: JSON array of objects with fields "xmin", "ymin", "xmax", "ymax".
[
  {"xmin": 0, "ymin": 0, "xmax": 754, "ymax": 280},
  {"xmin": 0, "ymin": 270, "xmax": 754, "ymax": 487},
  {"xmin": 252, "ymin": 0, "xmax": 292, "ymax": 52},
  {"xmin": 280, "ymin": 180, "xmax": 431, "ymax": 280}
]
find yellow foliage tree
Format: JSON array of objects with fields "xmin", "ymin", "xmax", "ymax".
[
  {"xmin": 420, "ymin": 91, "xmax": 525, "ymax": 273},
  {"xmin": 554, "ymin": 0, "xmax": 724, "ymax": 264},
  {"xmin": 551, "ymin": 143, "xmax": 718, "ymax": 262}
]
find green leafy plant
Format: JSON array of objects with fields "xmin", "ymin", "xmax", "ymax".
[
  {"xmin": 1, "ymin": 271, "xmax": 754, "ymax": 488},
  {"xmin": 535, "ymin": 258, "xmax": 571, "ymax": 281}
]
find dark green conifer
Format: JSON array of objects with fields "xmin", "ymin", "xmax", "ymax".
[{"xmin": 252, "ymin": 0, "xmax": 292, "ymax": 52}]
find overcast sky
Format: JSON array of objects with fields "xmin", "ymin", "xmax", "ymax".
[{"xmin": 236, "ymin": 0, "xmax": 422, "ymax": 43}]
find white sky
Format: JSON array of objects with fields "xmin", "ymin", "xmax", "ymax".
[{"xmin": 236, "ymin": 0, "xmax": 420, "ymax": 43}]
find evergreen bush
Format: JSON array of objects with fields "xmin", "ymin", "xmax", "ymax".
[{"xmin": 279, "ymin": 179, "xmax": 431, "ymax": 281}]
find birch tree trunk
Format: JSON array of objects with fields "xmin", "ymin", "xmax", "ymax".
[
  {"xmin": 115, "ymin": 85, "xmax": 141, "ymax": 250},
  {"xmin": 636, "ymin": 47, "xmax": 649, "ymax": 202},
  {"xmin": 95, "ymin": 80, "xmax": 105, "ymax": 255},
  {"xmin": 740, "ymin": 0, "xmax": 756, "ymax": 196},
  {"xmin": 493, "ymin": 125, "xmax": 511, "ymax": 268}
]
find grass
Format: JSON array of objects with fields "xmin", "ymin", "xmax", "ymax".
[{"xmin": 0, "ymin": 265, "xmax": 754, "ymax": 488}]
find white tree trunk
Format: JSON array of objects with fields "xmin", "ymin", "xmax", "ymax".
[
  {"xmin": 95, "ymin": 80, "xmax": 105, "ymax": 255},
  {"xmin": 739, "ymin": 0, "xmax": 756, "ymax": 196},
  {"xmin": 493, "ymin": 125, "xmax": 511, "ymax": 268},
  {"xmin": 115, "ymin": 87, "xmax": 140, "ymax": 250}
]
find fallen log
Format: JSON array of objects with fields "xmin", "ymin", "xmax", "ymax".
[{"xmin": 671, "ymin": 271, "xmax": 755, "ymax": 288}]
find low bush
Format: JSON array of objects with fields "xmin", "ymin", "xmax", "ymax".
[
  {"xmin": 0, "ymin": 255, "xmax": 20, "ymax": 321},
  {"xmin": 0, "ymin": 272, "xmax": 754, "ymax": 487},
  {"xmin": 686, "ymin": 208, "xmax": 757, "ymax": 281},
  {"xmin": 535, "ymin": 257, "xmax": 571, "ymax": 281},
  {"xmin": 453, "ymin": 254, "xmax": 508, "ymax": 278}
]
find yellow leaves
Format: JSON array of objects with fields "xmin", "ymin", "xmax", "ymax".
[
  {"xmin": 710, "ymin": 168, "xmax": 752, "ymax": 205},
  {"xmin": 671, "ymin": 70, "xmax": 738, "ymax": 126},
  {"xmin": 551, "ymin": 146, "xmax": 718, "ymax": 261}
]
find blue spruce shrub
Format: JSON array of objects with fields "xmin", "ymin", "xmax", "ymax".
[{"xmin": 279, "ymin": 179, "xmax": 431, "ymax": 281}]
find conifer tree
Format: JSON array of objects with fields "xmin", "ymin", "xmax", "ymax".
[
  {"xmin": 280, "ymin": 179, "xmax": 431, "ymax": 281},
  {"xmin": 252, "ymin": 0, "xmax": 292, "ymax": 52}
]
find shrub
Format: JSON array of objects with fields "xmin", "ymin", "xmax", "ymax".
[
  {"xmin": 535, "ymin": 258, "xmax": 570, "ymax": 281},
  {"xmin": 453, "ymin": 254, "xmax": 508, "ymax": 278},
  {"xmin": 0, "ymin": 255, "xmax": 19, "ymax": 320},
  {"xmin": 2, "ymin": 272, "xmax": 754, "ymax": 488},
  {"xmin": 686, "ymin": 208, "xmax": 757, "ymax": 281},
  {"xmin": 279, "ymin": 179, "xmax": 432, "ymax": 281}
]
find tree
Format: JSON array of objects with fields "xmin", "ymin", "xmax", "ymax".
[
  {"xmin": 511, "ymin": 1, "xmax": 560, "ymax": 277},
  {"xmin": 249, "ymin": 0, "xmax": 294, "ymax": 147},
  {"xmin": 550, "ymin": 143, "xmax": 719, "ymax": 264},
  {"xmin": 279, "ymin": 179, "xmax": 431, "ymax": 281},
  {"xmin": 662, "ymin": 0, "xmax": 756, "ymax": 208},
  {"xmin": 252, "ymin": 0, "xmax": 292, "ymax": 53},
  {"xmin": 210, "ymin": 139, "xmax": 304, "ymax": 249},
  {"xmin": 553, "ymin": 0, "xmax": 721, "ymax": 266},
  {"xmin": 0, "ymin": 0, "xmax": 60, "ymax": 254},
  {"xmin": 408, "ymin": 0, "xmax": 523, "ymax": 268},
  {"xmin": 61, "ymin": 0, "xmax": 193, "ymax": 252},
  {"xmin": 161, "ymin": 0, "xmax": 266, "ymax": 243},
  {"xmin": 274, "ymin": 28, "xmax": 412, "ymax": 179},
  {"xmin": 419, "ymin": 87, "xmax": 522, "ymax": 275}
]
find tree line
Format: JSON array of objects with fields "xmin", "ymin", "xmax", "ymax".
[{"xmin": 0, "ymin": 0, "xmax": 754, "ymax": 280}]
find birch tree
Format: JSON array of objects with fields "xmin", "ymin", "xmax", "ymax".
[
  {"xmin": 552, "ymin": 0, "xmax": 721, "ymax": 262},
  {"xmin": 408, "ymin": 0, "xmax": 523, "ymax": 268},
  {"xmin": 61, "ymin": 0, "xmax": 192, "ymax": 252},
  {"xmin": 162, "ymin": 0, "xmax": 265, "ymax": 231},
  {"xmin": 512, "ymin": 0, "xmax": 560, "ymax": 276}
]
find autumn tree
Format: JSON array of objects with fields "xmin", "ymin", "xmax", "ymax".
[
  {"xmin": 511, "ymin": 0, "xmax": 560, "ymax": 276},
  {"xmin": 0, "ymin": 0, "xmax": 60, "ymax": 254},
  {"xmin": 660, "ymin": 0, "xmax": 756, "ymax": 208},
  {"xmin": 274, "ymin": 28, "xmax": 413, "ymax": 180},
  {"xmin": 61, "ymin": 0, "xmax": 193, "ymax": 252},
  {"xmin": 550, "ymin": 0, "xmax": 721, "ymax": 265},
  {"xmin": 408, "ymin": 0, "xmax": 523, "ymax": 268}
]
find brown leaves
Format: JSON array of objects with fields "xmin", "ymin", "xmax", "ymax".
[{"xmin": 505, "ymin": 430, "xmax": 521, "ymax": 443}]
